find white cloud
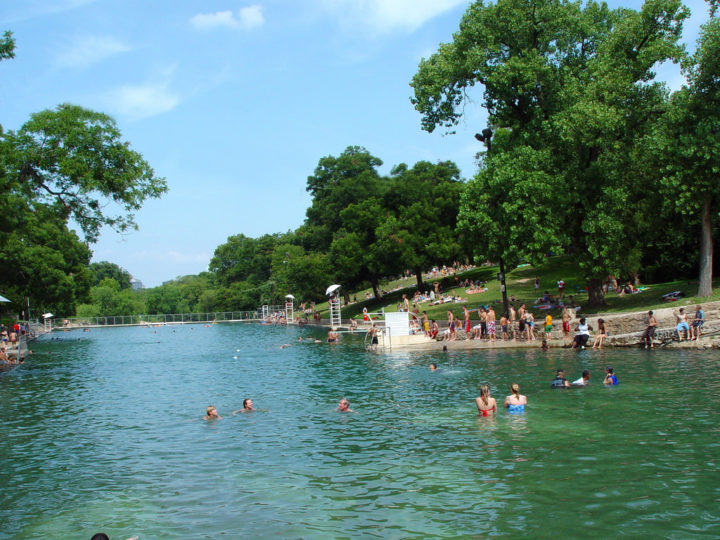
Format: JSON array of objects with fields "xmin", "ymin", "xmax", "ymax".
[
  {"xmin": 55, "ymin": 35, "xmax": 131, "ymax": 69},
  {"xmin": 106, "ymin": 76, "xmax": 180, "ymax": 121},
  {"xmin": 322, "ymin": 0, "xmax": 469, "ymax": 34},
  {"xmin": 190, "ymin": 6, "xmax": 264, "ymax": 30}
]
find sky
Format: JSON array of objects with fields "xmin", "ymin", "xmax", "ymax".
[{"xmin": 0, "ymin": 0, "xmax": 710, "ymax": 287}]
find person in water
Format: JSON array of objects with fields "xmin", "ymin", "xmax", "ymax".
[
  {"xmin": 475, "ymin": 384, "xmax": 497, "ymax": 416},
  {"xmin": 604, "ymin": 366, "xmax": 619, "ymax": 386},
  {"xmin": 204, "ymin": 405, "xmax": 221, "ymax": 420},
  {"xmin": 429, "ymin": 362, "xmax": 438, "ymax": 372},
  {"xmin": 572, "ymin": 370, "xmax": 591, "ymax": 386},
  {"xmin": 504, "ymin": 383, "xmax": 527, "ymax": 413},
  {"xmin": 336, "ymin": 398, "xmax": 353, "ymax": 412},
  {"xmin": 551, "ymin": 369, "xmax": 570, "ymax": 388},
  {"xmin": 233, "ymin": 398, "xmax": 254, "ymax": 414},
  {"xmin": 327, "ymin": 330, "xmax": 339, "ymax": 343}
]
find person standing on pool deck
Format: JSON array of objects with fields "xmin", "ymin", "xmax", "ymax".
[
  {"xmin": 504, "ymin": 383, "xmax": 527, "ymax": 413},
  {"xmin": 604, "ymin": 367, "xmax": 619, "ymax": 385},
  {"xmin": 475, "ymin": 385, "xmax": 497, "ymax": 416},
  {"xmin": 642, "ymin": 311, "xmax": 658, "ymax": 349},
  {"xmin": 486, "ymin": 305, "xmax": 497, "ymax": 342}
]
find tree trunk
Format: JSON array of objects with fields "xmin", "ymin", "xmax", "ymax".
[
  {"xmin": 343, "ymin": 292, "xmax": 350, "ymax": 305},
  {"xmin": 499, "ymin": 257, "xmax": 509, "ymax": 317},
  {"xmin": 586, "ymin": 278, "xmax": 607, "ymax": 308},
  {"xmin": 698, "ymin": 196, "xmax": 713, "ymax": 297},
  {"xmin": 414, "ymin": 265, "xmax": 424, "ymax": 291},
  {"xmin": 371, "ymin": 276, "xmax": 382, "ymax": 300}
]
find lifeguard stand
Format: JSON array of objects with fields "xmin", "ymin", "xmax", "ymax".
[
  {"xmin": 261, "ymin": 305, "xmax": 269, "ymax": 320},
  {"xmin": 326, "ymin": 284, "xmax": 342, "ymax": 330},
  {"xmin": 285, "ymin": 294, "xmax": 294, "ymax": 323}
]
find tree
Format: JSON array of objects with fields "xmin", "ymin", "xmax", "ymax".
[
  {"xmin": 651, "ymin": 12, "xmax": 720, "ymax": 296},
  {"xmin": 90, "ymin": 262, "xmax": 133, "ymax": 289},
  {"xmin": 0, "ymin": 203, "xmax": 92, "ymax": 315},
  {"xmin": 209, "ymin": 233, "xmax": 287, "ymax": 287},
  {"xmin": 411, "ymin": 0, "xmax": 689, "ymax": 306},
  {"xmin": 303, "ymin": 146, "xmax": 389, "ymax": 299},
  {"xmin": 0, "ymin": 30, "xmax": 15, "ymax": 64},
  {"xmin": 381, "ymin": 161, "xmax": 465, "ymax": 290},
  {"xmin": 0, "ymin": 104, "xmax": 167, "ymax": 242}
]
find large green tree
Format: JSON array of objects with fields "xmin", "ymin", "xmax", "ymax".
[
  {"xmin": 411, "ymin": 0, "xmax": 688, "ymax": 306},
  {"xmin": 380, "ymin": 161, "xmax": 465, "ymax": 290},
  {"xmin": 89, "ymin": 261, "xmax": 133, "ymax": 289},
  {"xmin": 650, "ymin": 11, "xmax": 720, "ymax": 296}
]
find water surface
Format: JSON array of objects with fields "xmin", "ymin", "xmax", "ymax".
[{"xmin": 1, "ymin": 324, "xmax": 718, "ymax": 538}]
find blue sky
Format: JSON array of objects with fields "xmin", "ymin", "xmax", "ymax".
[{"xmin": 0, "ymin": 0, "xmax": 709, "ymax": 287}]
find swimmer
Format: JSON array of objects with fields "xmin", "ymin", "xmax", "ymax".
[
  {"xmin": 203, "ymin": 405, "xmax": 221, "ymax": 420},
  {"xmin": 280, "ymin": 343, "xmax": 291, "ymax": 348},
  {"xmin": 233, "ymin": 398, "xmax": 254, "ymax": 413},
  {"xmin": 298, "ymin": 337, "xmax": 303, "ymax": 342},
  {"xmin": 327, "ymin": 330, "xmax": 339, "ymax": 343},
  {"xmin": 475, "ymin": 384, "xmax": 497, "ymax": 416},
  {"xmin": 572, "ymin": 370, "xmax": 591, "ymax": 386},
  {"xmin": 541, "ymin": 339, "xmax": 549, "ymax": 350},
  {"xmin": 336, "ymin": 398, "xmax": 354, "ymax": 412},
  {"xmin": 603, "ymin": 366, "xmax": 619, "ymax": 386},
  {"xmin": 504, "ymin": 383, "xmax": 527, "ymax": 413},
  {"xmin": 551, "ymin": 369, "xmax": 570, "ymax": 388},
  {"xmin": 367, "ymin": 324, "xmax": 379, "ymax": 350},
  {"xmin": 429, "ymin": 362, "xmax": 438, "ymax": 372}
]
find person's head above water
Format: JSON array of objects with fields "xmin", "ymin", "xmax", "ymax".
[
  {"xmin": 243, "ymin": 398, "xmax": 253, "ymax": 410},
  {"xmin": 582, "ymin": 370, "xmax": 590, "ymax": 380},
  {"xmin": 606, "ymin": 366, "xmax": 614, "ymax": 374},
  {"xmin": 337, "ymin": 398, "xmax": 350, "ymax": 412},
  {"xmin": 205, "ymin": 405, "xmax": 219, "ymax": 418},
  {"xmin": 430, "ymin": 363, "xmax": 437, "ymax": 371}
]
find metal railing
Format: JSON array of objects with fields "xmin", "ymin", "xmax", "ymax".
[{"xmin": 51, "ymin": 311, "xmax": 263, "ymax": 329}]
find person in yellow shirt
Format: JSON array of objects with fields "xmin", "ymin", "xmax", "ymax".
[{"xmin": 544, "ymin": 313, "xmax": 553, "ymax": 339}]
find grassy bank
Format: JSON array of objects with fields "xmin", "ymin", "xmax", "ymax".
[{"xmin": 313, "ymin": 256, "xmax": 719, "ymax": 322}]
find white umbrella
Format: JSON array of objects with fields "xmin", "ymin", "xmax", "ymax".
[
  {"xmin": 285, "ymin": 294, "xmax": 295, "ymax": 299},
  {"xmin": 325, "ymin": 284, "xmax": 341, "ymax": 296},
  {"xmin": 0, "ymin": 294, "xmax": 10, "ymax": 303}
]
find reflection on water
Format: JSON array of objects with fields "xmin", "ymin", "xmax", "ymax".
[{"xmin": 1, "ymin": 324, "xmax": 719, "ymax": 538}]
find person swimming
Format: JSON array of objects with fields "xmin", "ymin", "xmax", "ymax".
[
  {"xmin": 604, "ymin": 366, "xmax": 619, "ymax": 385},
  {"xmin": 203, "ymin": 405, "xmax": 221, "ymax": 420},
  {"xmin": 475, "ymin": 384, "xmax": 497, "ymax": 416},
  {"xmin": 429, "ymin": 362, "xmax": 438, "ymax": 372},
  {"xmin": 504, "ymin": 383, "xmax": 527, "ymax": 413},
  {"xmin": 551, "ymin": 369, "xmax": 570, "ymax": 388},
  {"xmin": 336, "ymin": 398, "xmax": 353, "ymax": 412},
  {"xmin": 233, "ymin": 398, "xmax": 254, "ymax": 414}
]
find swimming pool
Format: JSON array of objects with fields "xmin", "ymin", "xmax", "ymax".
[{"xmin": 1, "ymin": 323, "xmax": 718, "ymax": 538}]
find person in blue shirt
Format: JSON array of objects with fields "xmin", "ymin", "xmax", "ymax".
[
  {"xmin": 603, "ymin": 366, "xmax": 619, "ymax": 386},
  {"xmin": 691, "ymin": 305, "xmax": 705, "ymax": 341}
]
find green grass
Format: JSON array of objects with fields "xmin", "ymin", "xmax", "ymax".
[{"xmin": 312, "ymin": 256, "xmax": 719, "ymax": 322}]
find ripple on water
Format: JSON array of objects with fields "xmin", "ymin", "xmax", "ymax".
[{"xmin": 2, "ymin": 327, "xmax": 720, "ymax": 537}]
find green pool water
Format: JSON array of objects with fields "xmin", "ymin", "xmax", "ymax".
[{"xmin": 1, "ymin": 324, "xmax": 718, "ymax": 539}]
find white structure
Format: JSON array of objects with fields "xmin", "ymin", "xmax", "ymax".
[
  {"xmin": 130, "ymin": 278, "xmax": 144, "ymax": 290},
  {"xmin": 285, "ymin": 294, "xmax": 294, "ymax": 322},
  {"xmin": 326, "ymin": 284, "xmax": 342, "ymax": 329}
]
